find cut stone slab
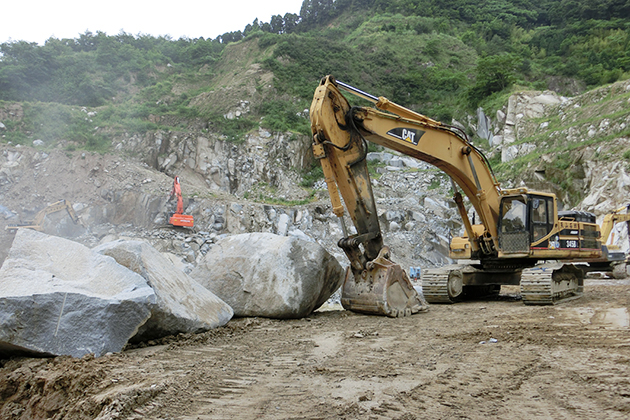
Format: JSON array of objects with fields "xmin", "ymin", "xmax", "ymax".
[
  {"xmin": 190, "ymin": 232, "xmax": 345, "ymax": 318},
  {"xmin": 0, "ymin": 229, "xmax": 156, "ymax": 358},
  {"xmin": 94, "ymin": 240, "xmax": 233, "ymax": 342}
]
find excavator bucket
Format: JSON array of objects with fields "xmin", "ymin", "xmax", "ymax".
[
  {"xmin": 169, "ymin": 213, "xmax": 194, "ymax": 227},
  {"xmin": 341, "ymin": 256, "xmax": 428, "ymax": 317}
]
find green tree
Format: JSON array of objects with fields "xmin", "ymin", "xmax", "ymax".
[
  {"xmin": 283, "ymin": 13, "xmax": 300, "ymax": 33},
  {"xmin": 468, "ymin": 54, "xmax": 521, "ymax": 107},
  {"xmin": 270, "ymin": 15, "xmax": 285, "ymax": 33}
]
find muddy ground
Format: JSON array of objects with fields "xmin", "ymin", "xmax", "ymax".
[{"xmin": 1, "ymin": 280, "xmax": 629, "ymax": 420}]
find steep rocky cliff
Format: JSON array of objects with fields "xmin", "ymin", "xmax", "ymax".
[
  {"xmin": 0, "ymin": 79, "xmax": 629, "ymax": 272},
  {"xmin": 483, "ymin": 79, "xmax": 630, "ymax": 214}
]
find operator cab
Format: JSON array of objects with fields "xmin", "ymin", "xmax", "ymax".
[{"xmin": 498, "ymin": 192, "xmax": 555, "ymax": 254}]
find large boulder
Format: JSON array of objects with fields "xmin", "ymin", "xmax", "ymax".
[
  {"xmin": 190, "ymin": 233, "xmax": 345, "ymax": 318},
  {"xmin": 94, "ymin": 240, "xmax": 233, "ymax": 341},
  {"xmin": 0, "ymin": 230, "xmax": 156, "ymax": 358}
]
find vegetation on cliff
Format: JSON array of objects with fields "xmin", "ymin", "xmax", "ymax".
[{"xmin": 0, "ymin": 0, "xmax": 628, "ymax": 192}]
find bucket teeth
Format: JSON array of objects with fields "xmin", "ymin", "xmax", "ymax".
[{"xmin": 341, "ymin": 260, "xmax": 428, "ymax": 317}]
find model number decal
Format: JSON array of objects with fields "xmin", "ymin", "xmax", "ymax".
[{"xmin": 565, "ymin": 240, "xmax": 578, "ymax": 248}]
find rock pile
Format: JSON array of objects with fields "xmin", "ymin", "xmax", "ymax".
[
  {"xmin": 94, "ymin": 239, "xmax": 233, "ymax": 342},
  {"xmin": 0, "ymin": 230, "xmax": 345, "ymax": 358},
  {"xmin": 0, "ymin": 230, "xmax": 157, "ymax": 358}
]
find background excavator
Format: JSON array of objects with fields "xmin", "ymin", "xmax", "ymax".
[
  {"xmin": 168, "ymin": 176, "xmax": 194, "ymax": 227},
  {"xmin": 582, "ymin": 205, "xmax": 630, "ymax": 279},
  {"xmin": 5, "ymin": 199, "xmax": 81, "ymax": 232},
  {"xmin": 310, "ymin": 75, "xmax": 613, "ymax": 316}
]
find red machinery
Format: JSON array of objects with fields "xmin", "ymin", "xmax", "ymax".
[{"xmin": 169, "ymin": 176, "xmax": 194, "ymax": 227}]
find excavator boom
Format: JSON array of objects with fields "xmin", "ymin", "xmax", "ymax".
[
  {"xmin": 600, "ymin": 205, "xmax": 630, "ymax": 245},
  {"xmin": 593, "ymin": 205, "xmax": 630, "ymax": 278},
  {"xmin": 311, "ymin": 76, "xmax": 503, "ymax": 258}
]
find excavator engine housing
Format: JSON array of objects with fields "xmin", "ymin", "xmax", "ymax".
[{"xmin": 169, "ymin": 213, "xmax": 194, "ymax": 227}]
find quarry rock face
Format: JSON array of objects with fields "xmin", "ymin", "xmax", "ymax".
[
  {"xmin": 190, "ymin": 233, "xmax": 345, "ymax": 318},
  {"xmin": 0, "ymin": 230, "xmax": 156, "ymax": 358},
  {"xmin": 123, "ymin": 129, "xmax": 313, "ymax": 197},
  {"xmin": 94, "ymin": 239, "xmax": 233, "ymax": 341}
]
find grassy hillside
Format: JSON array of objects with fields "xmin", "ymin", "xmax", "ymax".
[
  {"xmin": 491, "ymin": 80, "xmax": 630, "ymax": 207},
  {"xmin": 0, "ymin": 0, "xmax": 629, "ymax": 200},
  {"xmin": 264, "ymin": 13, "xmax": 477, "ymax": 121}
]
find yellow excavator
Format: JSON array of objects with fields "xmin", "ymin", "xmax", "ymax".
[
  {"xmin": 5, "ymin": 199, "xmax": 81, "ymax": 232},
  {"xmin": 310, "ymin": 75, "xmax": 607, "ymax": 316},
  {"xmin": 582, "ymin": 205, "xmax": 630, "ymax": 279},
  {"xmin": 600, "ymin": 205, "xmax": 630, "ymax": 247}
]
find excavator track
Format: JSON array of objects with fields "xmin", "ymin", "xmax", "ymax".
[
  {"xmin": 521, "ymin": 264, "xmax": 584, "ymax": 305},
  {"xmin": 421, "ymin": 267, "xmax": 463, "ymax": 303}
]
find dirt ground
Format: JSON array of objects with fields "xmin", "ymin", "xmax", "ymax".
[{"xmin": 1, "ymin": 279, "xmax": 629, "ymax": 420}]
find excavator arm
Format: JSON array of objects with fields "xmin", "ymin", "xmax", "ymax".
[{"xmin": 6, "ymin": 199, "xmax": 81, "ymax": 232}]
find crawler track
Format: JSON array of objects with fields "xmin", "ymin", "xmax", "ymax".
[
  {"xmin": 521, "ymin": 264, "xmax": 583, "ymax": 305},
  {"xmin": 421, "ymin": 268, "xmax": 461, "ymax": 303}
]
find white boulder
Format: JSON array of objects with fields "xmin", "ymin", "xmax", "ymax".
[
  {"xmin": 190, "ymin": 233, "xmax": 345, "ymax": 318},
  {"xmin": 0, "ymin": 230, "xmax": 156, "ymax": 358},
  {"xmin": 94, "ymin": 240, "xmax": 233, "ymax": 341}
]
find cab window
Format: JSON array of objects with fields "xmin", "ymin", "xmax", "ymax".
[
  {"xmin": 501, "ymin": 198, "xmax": 527, "ymax": 233},
  {"xmin": 531, "ymin": 197, "xmax": 553, "ymax": 241}
]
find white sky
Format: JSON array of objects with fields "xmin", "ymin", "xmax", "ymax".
[{"xmin": 1, "ymin": 1, "xmax": 304, "ymax": 45}]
